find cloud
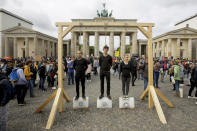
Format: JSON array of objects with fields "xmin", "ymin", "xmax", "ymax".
[
  {"xmin": 0, "ymin": 0, "xmax": 196, "ymax": 49},
  {"xmin": 0, "ymin": 0, "xmax": 7, "ymax": 6}
]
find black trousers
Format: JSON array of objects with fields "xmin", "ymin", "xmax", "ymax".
[
  {"xmin": 100, "ymin": 72, "xmax": 110, "ymax": 96},
  {"xmin": 132, "ymin": 71, "xmax": 137, "ymax": 85},
  {"xmin": 15, "ymin": 85, "xmax": 27, "ymax": 104},
  {"xmin": 122, "ymin": 76, "xmax": 131, "ymax": 95},
  {"xmin": 189, "ymin": 81, "xmax": 197, "ymax": 97},
  {"xmin": 75, "ymin": 74, "xmax": 85, "ymax": 97}
]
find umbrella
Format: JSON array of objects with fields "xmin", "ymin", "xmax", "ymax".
[{"xmin": 3, "ymin": 57, "xmax": 13, "ymax": 60}]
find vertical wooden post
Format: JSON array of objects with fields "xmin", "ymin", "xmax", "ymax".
[
  {"xmin": 57, "ymin": 26, "xmax": 64, "ymax": 112},
  {"xmin": 147, "ymin": 26, "xmax": 153, "ymax": 86}
]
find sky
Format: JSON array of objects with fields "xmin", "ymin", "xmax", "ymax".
[{"xmin": 0, "ymin": 0, "xmax": 197, "ymax": 50}]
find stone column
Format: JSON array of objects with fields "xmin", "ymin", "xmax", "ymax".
[
  {"xmin": 161, "ymin": 40, "xmax": 165, "ymax": 57},
  {"xmin": 86, "ymin": 33, "xmax": 89, "ymax": 57},
  {"xmin": 176, "ymin": 38, "xmax": 181, "ymax": 59},
  {"xmin": 75, "ymin": 33, "xmax": 79, "ymax": 53},
  {"xmin": 156, "ymin": 42, "xmax": 159, "ymax": 57},
  {"xmin": 83, "ymin": 32, "xmax": 88, "ymax": 57},
  {"xmin": 33, "ymin": 37, "xmax": 38, "ymax": 56},
  {"xmin": 139, "ymin": 43, "xmax": 141, "ymax": 57},
  {"xmin": 13, "ymin": 37, "xmax": 17, "ymax": 58},
  {"xmin": 131, "ymin": 32, "xmax": 137, "ymax": 55},
  {"xmin": 25, "ymin": 37, "xmax": 29, "ymax": 57},
  {"xmin": 188, "ymin": 38, "xmax": 192, "ymax": 60},
  {"xmin": 41, "ymin": 39, "xmax": 45, "ymax": 56},
  {"xmin": 4, "ymin": 37, "xmax": 9, "ymax": 57},
  {"xmin": 167, "ymin": 39, "xmax": 172, "ymax": 57},
  {"xmin": 67, "ymin": 43, "xmax": 70, "ymax": 56},
  {"xmin": 47, "ymin": 41, "xmax": 50, "ymax": 57},
  {"xmin": 120, "ymin": 32, "xmax": 126, "ymax": 58},
  {"xmin": 52, "ymin": 42, "xmax": 55, "ymax": 57},
  {"xmin": 109, "ymin": 32, "xmax": 114, "ymax": 57},
  {"xmin": 152, "ymin": 43, "xmax": 155, "ymax": 58},
  {"xmin": 94, "ymin": 32, "xmax": 99, "ymax": 57},
  {"xmin": 71, "ymin": 32, "xmax": 76, "ymax": 57}
]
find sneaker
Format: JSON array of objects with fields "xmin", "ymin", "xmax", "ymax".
[
  {"xmin": 18, "ymin": 103, "xmax": 25, "ymax": 106},
  {"xmin": 195, "ymin": 102, "xmax": 197, "ymax": 105},
  {"xmin": 188, "ymin": 96, "xmax": 193, "ymax": 99},
  {"xmin": 107, "ymin": 95, "xmax": 112, "ymax": 100},
  {"xmin": 99, "ymin": 95, "xmax": 104, "ymax": 99},
  {"xmin": 52, "ymin": 87, "xmax": 56, "ymax": 90},
  {"xmin": 75, "ymin": 96, "xmax": 79, "ymax": 100},
  {"xmin": 193, "ymin": 96, "xmax": 197, "ymax": 99}
]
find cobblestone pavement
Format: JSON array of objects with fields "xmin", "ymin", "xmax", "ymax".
[{"xmin": 7, "ymin": 74, "xmax": 197, "ymax": 131}]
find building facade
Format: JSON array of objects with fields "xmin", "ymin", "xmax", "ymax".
[
  {"xmin": 0, "ymin": 8, "xmax": 69, "ymax": 58},
  {"xmin": 0, "ymin": 8, "xmax": 33, "ymax": 57},
  {"xmin": 153, "ymin": 13, "xmax": 197, "ymax": 60}
]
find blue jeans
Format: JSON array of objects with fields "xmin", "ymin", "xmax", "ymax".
[
  {"xmin": 144, "ymin": 77, "xmax": 148, "ymax": 90},
  {"xmin": 153, "ymin": 72, "xmax": 159, "ymax": 88},
  {"xmin": 40, "ymin": 77, "xmax": 46, "ymax": 91},
  {"xmin": 175, "ymin": 80, "xmax": 180, "ymax": 94},
  {"xmin": 27, "ymin": 80, "xmax": 34, "ymax": 97},
  {"xmin": 68, "ymin": 72, "xmax": 74, "ymax": 84}
]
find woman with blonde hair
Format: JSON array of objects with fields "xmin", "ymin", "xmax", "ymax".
[{"xmin": 120, "ymin": 54, "xmax": 132, "ymax": 98}]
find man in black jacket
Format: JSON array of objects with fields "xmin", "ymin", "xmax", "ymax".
[
  {"xmin": 99, "ymin": 45, "xmax": 112, "ymax": 99},
  {"xmin": 0, "ymin": 73, "xmax": 12, "ymax": 131},
  {"xmin": 130, "ymin": 57, "xmax": 138, "ymax": 86},
  {"xmin": 73, "ymin": 51, "xmax": 88, "ymax": 100}
]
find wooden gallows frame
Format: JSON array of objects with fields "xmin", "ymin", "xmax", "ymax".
[{"xmin": 34, "ymin": 21, "xmax": 174, "ymax": 129}]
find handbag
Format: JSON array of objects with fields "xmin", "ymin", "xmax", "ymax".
[{"xmin": 171, "ymin": 76, "xmax": 175, "ymax": 84}]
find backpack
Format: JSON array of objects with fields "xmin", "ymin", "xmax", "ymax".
[{"xmin": 9, "ymin": 68, "xmax": 19, "ymax": 82}]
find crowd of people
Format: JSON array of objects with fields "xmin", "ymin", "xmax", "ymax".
[{"xmin": 0, "ymin": 45, "xmax": 197, "ymax": 131}]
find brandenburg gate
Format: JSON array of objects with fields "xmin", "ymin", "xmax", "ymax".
[{"xmin": 70, "ymin": 17, "xmax": 138, "ymax": 58}]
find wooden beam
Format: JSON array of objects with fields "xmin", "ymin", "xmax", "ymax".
[
  {"xmin": 63, "ymin": 89, "xmax": 71, "ymax": 102},
  {"xmin": 155, "ymin": 88, "xmax": 174, "ymax": 108},
  {"xmin": 148, "ymin": 89, "xmax": 154, "ymax": 109},
  {"xmin": 150, "ymin": 86, "xmax": 167, "ymax": 124},
  {"xmin": 62, "ymin": 25, "xmax": 74, "ymax": 38},
  {"xmin": 57, "ymin": 26, "xmax": 64, "ymax": 113},
  {"xmin": 140, "ymin": 86, "xmax": 149, "ymax": 100},
  {"xmin": 137, "ymin": 26, "xmax": 149, "ymax": 38},
  {"xmin": 46, "ymin": 88, "xmax": 62, "ymax": 129},
  {"xmin": 34, "ymin": 90, "xmax": 57, "ymax": 113},
  {"xmin": 147, "ymin": 26, "xmax": 153, "ymax": 85},
  {"xmin": 56, "ymin": 22, "xmax": 154, "ymax": 28}
]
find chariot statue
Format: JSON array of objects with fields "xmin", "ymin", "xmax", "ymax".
[{"xmin": 97, "ymin": 3, "xmax": 113, "ymax": 18}]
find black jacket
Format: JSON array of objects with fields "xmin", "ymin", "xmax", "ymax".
[
  {"xmin": 99, "ymin": 55, "xmax": 112, "ymax": 72},
  {"xmin": 0, "ymin": 74, "xmax": 12, "ymax": 106},
  {"xmin": 73, "ymin": 58, "xmax": 88, "ymax": 76},
  {"xmin": 120, "ymin": 62, "xmax": 132, "ymax": 77}
]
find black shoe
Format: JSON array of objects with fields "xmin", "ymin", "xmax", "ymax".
[
  {"xmin": 107, "ymin": 95, "xmax": 112, "ymax": 100},
  {"xmin": 82, "ymin": 95, "xmax": 86, "ymax": 100},
  {"xmin": 132, "ymin": 84, "xmax": 135, "ymax": 86},
  {"xmin": 75, "ymin": 96, "xmax": 79, "ymax": 100},
  {"xmin": 99, "ymin": 95, "xmax": 104, "ymax": 99}
]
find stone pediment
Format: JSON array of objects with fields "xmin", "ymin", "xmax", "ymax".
[
  {"xmin": 169, "ymin": 27, "xmax": 197, "ymax": 35},
  {"xmin": 3, "ymin": 26, "xmax": 35, "ymax": 34}
]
